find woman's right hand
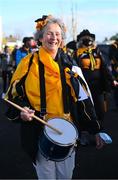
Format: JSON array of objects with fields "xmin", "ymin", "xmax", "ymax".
[
  {"xmin": 20, "ymin": 107, "xmax": 35, "ymax": 121},
  {"xmin": 95, "ymin": 133, "xmax": 106, "ymax": 149}
]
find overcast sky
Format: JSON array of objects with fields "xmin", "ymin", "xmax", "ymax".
[{"xmin": 0, "ymin": 0, "xmax": 118, "ymax": 42}]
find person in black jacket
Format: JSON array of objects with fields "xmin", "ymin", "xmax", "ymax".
[
  {"xmin": 75, "ymin": 30, "xmax": 118, "ymax": 143},
  {"xmin": 0, "ymin": 46, "xmax": 14, "ymax": 98}
]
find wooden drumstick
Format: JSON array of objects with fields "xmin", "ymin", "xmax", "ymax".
[{"xmin": 4, "ymin": 99, "xmax": 62, "ymax": 135}]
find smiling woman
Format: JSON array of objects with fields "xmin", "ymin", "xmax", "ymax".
[
  {"xmin": 5, "ymin": 16, "xmax": 80, "ymax": 179},
  {"xmin": 3, "ymin": 10, "xmax": 114, "ymax": 180}
]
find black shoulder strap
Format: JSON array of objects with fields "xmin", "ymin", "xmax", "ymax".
[
  {"xmin": 57, "ymin": 50, "xmax": 70, "ymax": 114},
  {"xmin": 38, "ymin": 59, "xmax": 47, "ymax": 117}
]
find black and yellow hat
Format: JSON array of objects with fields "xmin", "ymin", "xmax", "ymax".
[
  {"xmin": 77, "ymin": 29, "xmax": 95, "ymax": 41},
  {"xmin": 35, "ymin": 15, "xmax": 53, "ymax": 30},
  {"xmin": 35, "ymin": 15, "xmax": 48, "ymax": 23}
]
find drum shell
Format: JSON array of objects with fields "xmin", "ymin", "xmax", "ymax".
[
  {"xmin": 39, "ymin": 131, "xmax": 75, "ymax": 161},
  {"xmin": 38, "ymin": 117, "xmax": 78, "ymax": 161}
]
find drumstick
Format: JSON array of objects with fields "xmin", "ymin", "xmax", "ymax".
[{"xmin": 4, "ymin": 99, "xmax": 62, "ymax": 135}]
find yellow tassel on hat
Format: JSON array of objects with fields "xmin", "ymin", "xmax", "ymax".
[{"xmin": 35, "ymin": 15, "xmax": 53, "ymax": 30}]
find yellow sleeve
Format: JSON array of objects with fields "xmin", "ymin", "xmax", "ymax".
[{"xmin": 5, "ymin": 53, "xmax": 34, "ymax": 99}]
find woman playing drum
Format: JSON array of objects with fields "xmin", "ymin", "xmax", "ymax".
[{"xmin": 5, "ymin": 15, "xmax": 106, "ymax": 179}]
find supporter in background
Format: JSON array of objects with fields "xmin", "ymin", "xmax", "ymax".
[
  {"xmin": 28, "ymin": 37, "xmax": 38, "ymax": 53},
  {"xmin": 11, "ymin": 45, "xmax": 19, "ymax": 69},
  {"xmin": 15, "ymin": 37, "xmax": 32, "ymax": 66},
  {"xmin": 0, "ymin": 45, "xmax": 14, "ymax": 98},
  {"xmin": 66, "ymin": 40, "xmax": 77, "ymax": 57},
  {"xmin": 75, "ymin": 29, "xmax": 118, "ymax": 145}
]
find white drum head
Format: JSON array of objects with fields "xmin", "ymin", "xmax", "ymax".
[{"xmin": 45, "ymin": 118, "xmax": 78, "ymax": 145}]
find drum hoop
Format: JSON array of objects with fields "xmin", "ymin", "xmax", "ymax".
[{"xmin": 44, "ymin": 117, "xmax": 78, "ymax": 146}]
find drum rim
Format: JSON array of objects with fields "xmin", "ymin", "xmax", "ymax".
[{"xmin": 44, "ymin": 117, "xmax": 78, "ymax": 146}]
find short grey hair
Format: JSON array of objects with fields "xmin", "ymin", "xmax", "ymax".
[{"xmin": 34, "ymin": 18, "xmax": 66, "ymax": 41}]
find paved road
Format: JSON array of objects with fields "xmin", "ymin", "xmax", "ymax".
[
  {"xmin": 0, "ymin": 77, "xmax": 118, "ymax": 179},
  {"xmin": 73, "ymin": 106, "xmax": 118, "ymax": 179}
]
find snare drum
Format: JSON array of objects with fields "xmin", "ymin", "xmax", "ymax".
[{"xmin": 39, "ymin": 117, "xmax": 78, "ymax": 161}]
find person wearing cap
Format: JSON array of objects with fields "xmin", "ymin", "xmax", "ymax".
[
  {"xmin": 5, "ymin": 17, "xmax": 108, "ymax": 179},
  {"xmin": 0, "ymin": 45, "xmax": 14, "ymax": 98},
  {"xmin": 75, "ymin": 29, "xmax": 118, "ymax": 145},
  {"xmin": 66, "ymin": 40, "xmax": 77, "ymax": 58},
  {"xmin": 15, "ymin": 37, "xmax": 34, "ymax": 66}
]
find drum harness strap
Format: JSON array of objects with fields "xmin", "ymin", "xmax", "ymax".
[
  {"xmin": 57, "ymin": 52, "xmax": 70, "ymax": 116},
  {"xmin": 38, "ymin": 57, "xmax": 47, "ymax": 118},
  {"xmin": 38, "ymin": 51, "xmax": 70, "ymax": 120}
]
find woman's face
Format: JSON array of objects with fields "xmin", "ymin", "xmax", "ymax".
[{"xmin": 42, "ymin": 23, "xmax": 62, "ymax": 55}]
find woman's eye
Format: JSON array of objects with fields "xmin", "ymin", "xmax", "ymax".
[
  {"xmin": 47, "ymin": 32, "xmax": 51, "ymax": 35},
  {"xmin": 56, "ymin": 33, "xmax": 60, "ymax": 36}
]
